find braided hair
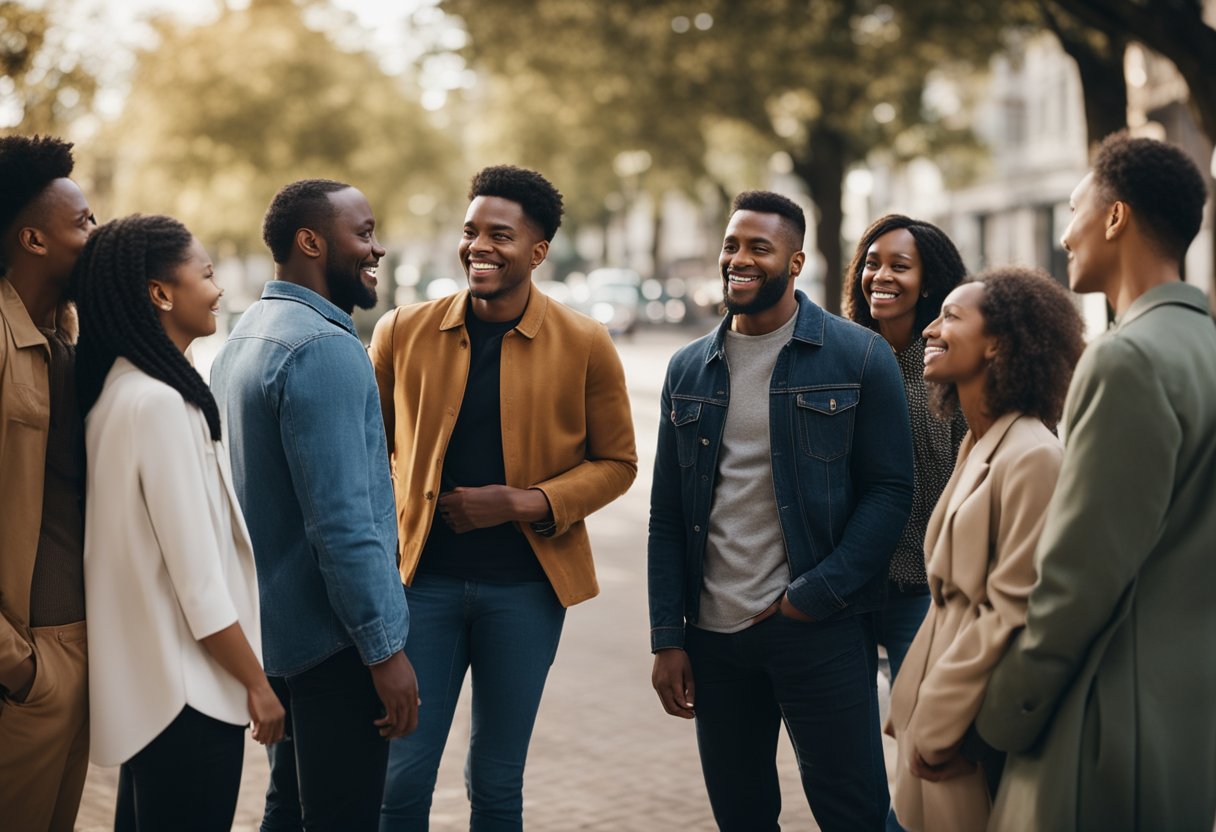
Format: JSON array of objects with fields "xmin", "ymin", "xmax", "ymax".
[
  {"xmin": 844, "ymin": 214, "xmax": 967, "ymax": 336},
  {"xmin": 74, "ymin": 214, "xmax": 222, "ymax": 440}
]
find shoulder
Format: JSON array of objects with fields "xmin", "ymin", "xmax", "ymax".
[
  {"xmin": 666, "ymin": 328, "xmax": 718, "ymax": 375},
  {"xmin": 995, "ymin": 416, "xmax": 1063, "ymax": 479},
  {"xmin": 387, "ymin": 296, "xmax": 454, "ymax": 328}
]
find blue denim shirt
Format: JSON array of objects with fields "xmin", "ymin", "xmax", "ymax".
[
  {"xmin": 210, "ymin": 281, "xmax": 407, "ymax": 676},
  {"xmin": 648, "ymin": 292, "xmax": 914, "ymax": 651}
]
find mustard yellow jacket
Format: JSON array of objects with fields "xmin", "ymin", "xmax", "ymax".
[{"xmin": 369, "ymin": 288, "xmax": 637, "ymax": 606}]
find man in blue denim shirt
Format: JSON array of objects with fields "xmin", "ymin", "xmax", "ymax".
[
  {"xmin": 211, "ymin": 179, "xmax": 416, "ymax": 832},
  {"xmin": 649, "ymin": 191, "xmax": 913, "ymax": 831}
]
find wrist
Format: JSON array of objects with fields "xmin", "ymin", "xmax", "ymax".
[{"xmin": 516, "ymin": 487, "xmax": 553, "ymax": 524}]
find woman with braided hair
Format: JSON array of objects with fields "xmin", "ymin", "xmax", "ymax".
[{"xmin": 73, "ymin": 214, "xmax": 284, "ymax": 830}]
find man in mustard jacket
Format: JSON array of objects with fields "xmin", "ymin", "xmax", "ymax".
[
  {"xmin": 977, "ymin": 135, "xmax": 1216, "ymax": 831},
  {"xmin": 371, "ymin": 165, "xmax": 637, "ymax": 829},
  {"xmin": 0, "ymin": 135, "xmax": 96, "ymax": 831}
]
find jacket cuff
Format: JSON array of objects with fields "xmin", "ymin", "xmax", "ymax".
[
  {"xmin": 786, "ymin": 572, "xmax": 846, "ymax": 621},
  {"xmin": 348, "ymin": 618, "xmax": 400, "ymax": 666},
  {"xmin": 650, "ymin": 626, "xmax": 686, "ymax": 653}
]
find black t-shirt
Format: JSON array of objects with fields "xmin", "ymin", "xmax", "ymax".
[{"xmin": 417, "ymin": 309, "xmax": 547, "ymax": 583}]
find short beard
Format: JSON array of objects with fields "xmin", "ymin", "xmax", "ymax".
[
  {"xmin": 723, "ymin": 267, "xmax": 791, "ymax": 316},
  {"xmin": 325, "ymin": 249, "xmax": 377, "ymax": 312}
]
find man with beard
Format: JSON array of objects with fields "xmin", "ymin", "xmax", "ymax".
[
  {"xmin": 210, "ymin": 179, "xmax": 417, "ymax": 832},
  {"xmin": 370, "ymin": 165, "xmax": 636, "ymax": 829},
  {"xmin": 648, "ymin": 191, "xmax": 913, "ymax": 831},
  {"xmin": 0, "ymin": 135, "xmax": 95, "ymax": 832}
]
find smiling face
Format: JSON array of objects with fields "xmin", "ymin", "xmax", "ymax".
[
  {"xmin": 719, "ymin": 209, "xmax": 802, "ymax": 316},
  {"xmin": 322, "ymin": 186, "xmax": 384, "ymax": 312},
  {"xmin": 150, "ymin": 236, "xmax": 222, "ymax": 349},
  {"xmin": 922, "ymin": 282, "xmax": 995, "ymax": 387},
  {"xmin": 459, "ymin": 195, "xmax": 547, "ymax": 306},
  {"xmin": 861, "ymin": 227, "xmax": 923, "ymax": 330},
  {"xmin": 1061, "ymin": 172, "xmax": 1116, "ymax": 295}
]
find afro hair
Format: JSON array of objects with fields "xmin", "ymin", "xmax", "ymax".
[
  {"xmin": 731, "ymin": 190, "xmax": 806, "ymax": 248},
  {"xmin": 0, "ymin": 134, "xmax": 76, "ymax": 242},
  {"xmin": 468, "ymin": 165, "xmax": 564, "ymax": 241}
]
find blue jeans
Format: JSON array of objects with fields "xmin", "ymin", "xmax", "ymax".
[
  {"xmin": 380, "ymin": 574, "xmax": 566, "ymax": 831},
  {"xmin": 876, "ymin": 586, "xmax": 931, "ymax": 683},
  {"xmin": 684, "ymin": 613, "xmax": 889, "ymax": 832}
]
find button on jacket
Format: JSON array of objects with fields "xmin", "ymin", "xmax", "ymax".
[
  {"xmin": 211, "ymin": 281, "xmax": 407, "ymax": 677},
  {"xmin": 648, "ymin": 291, "xmax": 915, "ymax": 651},
  {"xmin": 369, "ymin": 288, "xmax": 638, "ymax": 607}
]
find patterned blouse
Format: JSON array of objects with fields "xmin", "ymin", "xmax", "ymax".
[{"xmin": 889, "ymin": 337, "xmax": 969, "ymax": 586}]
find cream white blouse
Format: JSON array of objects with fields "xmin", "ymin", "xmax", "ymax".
[{"xmin": 84, "ymin": 357, "xmax": 261, "ymax": 766}]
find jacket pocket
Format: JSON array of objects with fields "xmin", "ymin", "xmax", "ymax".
[
  {"xmin": 795, "ymin": 387, "xmax": 858, "ymax": 461},
  {"xmin": 669, "ymin": 398, "xmax": 703, "ymax": 468},
  {"xmin": 5, "ymin": 383, "xmax": 49, "ymax": 429}
]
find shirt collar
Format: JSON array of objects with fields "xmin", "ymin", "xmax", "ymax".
[
  {"xmin": 438, "ymin": 285, "xmax": 548, "ymax": 339},
  {"xmin": 1114, "ymin": 281, "xmax": 1210, "ymax": 330},
  {"xmin": 260, "ymin": 280, "xmax": 357, "ymax": 336},
  {"xmin": 705, "ymin": 290, "xmax": 824, "ymax": 364}
]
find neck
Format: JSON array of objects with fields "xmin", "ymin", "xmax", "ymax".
[
  {"xmin": 1105, "ymin": 252, "xmax": 1182, "ymax": 317},
  {"xmin": 731, "ymin": 292, "xmax": 798, "ymax": 336},
  {"xmin": 5, "ymin": 269, "xmax": 62, "ymax": 328},
  {"xmin": 469, "ymin": 281, "xmax": 531, "ymax": 323},
  {"xmin": 877, "ymin": 315, "xmax": 917, "ymax": 353},
  {"xmin": 956, "ymin": 377, "xmax": 995, "ymax": 440},
  {"xmin": 275, "ymin": 265, "xmax": 348, "ymax": 312}
]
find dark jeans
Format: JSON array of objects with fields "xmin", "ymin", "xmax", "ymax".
[
  {"xmin": 876, "ymin": 584, "xmax": 931, "ymax": 683},
  {"xmin": 684, "ymin": 613, "xmax": 888, "ymax": 832},
  {"xmin": 380, "ymin": 574, "xmax": 566, "ymax": 831},
  {"xmin": 115, "ymin": 706, "xmax": 244, "ymax": 832},
  {"xmin": 260, "ymin": 646, "xmax": 389, "ymax": 832}
]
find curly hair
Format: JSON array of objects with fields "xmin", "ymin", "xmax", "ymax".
[
  {"xmin": 0, "ymin": 134, "xmax": 76, "ymax": 271},
  {"xmin": 469, "ymin": 165, "xmax": 564, "ymax": 241},
  {"xmin": 262, "ymin": 178, "xmax": 350, "ymax": 263},
  {"xmin": 732, "ymin": 190, "xmax": 806, "ymax": 248},
  {"xmin": 1092, "ymin": 132, "xmax": 1207, "ymax": 263},
  {"xmin": 929, "ymin": 267, "xmax": 1084, "ymax": 430},
  {"xmin": 844, "ymin": 214, "xmax": 968, "ymax": 337},
  {"xmin": 74, "ymin": 215, "xmax": 223, "ymax": 441}
]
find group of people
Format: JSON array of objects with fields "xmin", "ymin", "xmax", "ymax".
[{"xmin": 0, "ymin": 128, "xmax": 1211, "ymax": 832}]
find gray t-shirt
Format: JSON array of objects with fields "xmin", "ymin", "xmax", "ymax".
[{"xmin": 698, "ymin": 312, "xmax": 797, "ymax": 633}]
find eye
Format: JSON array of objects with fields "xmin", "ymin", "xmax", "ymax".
[
  {"xmin": 864, "ymin": 259, "xmax": 878, "ymax": 269},
  {"xmin": 462, "ymin": 228, "xmax": 475, "ymax": 238},
  {"xmin": 722, "ymin": 243, "xmax": 736, "ymax": 253},
  {"xmin": 493, "ymin": 233, "xmax": 511, "ymax": 241}
]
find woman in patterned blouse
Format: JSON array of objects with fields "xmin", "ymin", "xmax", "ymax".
[{"xmin": 844, "ymin": 215, "xmax": 969, "ymax": 693}]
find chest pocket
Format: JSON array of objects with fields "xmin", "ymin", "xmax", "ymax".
[
  {"xmin": 795, "ymin": 388, "xmax": 858, "ymax": 461},
  {"xmin": 5, "ymin": 383, "xmax": 49, "ymax": 430},
  {"xmin": 670, "ymin": 398, "xmax": 703, "ymax": 468}
]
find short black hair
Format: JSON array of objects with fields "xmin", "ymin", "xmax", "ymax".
[
  {"xmin": 1092, "ymin": 133, "xmax": 1207, "ymax": 263},
  {"xmin": 731, "ymin": 190, "xmax": 806, "ymax": 248},
  {"xmin": 845, "ymin": 214, "xmax": 968, "ymax": 336},
  {"xmin": 468, "ymin": 165, "xmax": 564, "ymax": 241},
  {"xmin": 262, "ymin": 178, "xmax": 351, "ymax": 263},
  {"xmin": 0, "ymin": 134, "xmax": 76, "ymax": 271}
]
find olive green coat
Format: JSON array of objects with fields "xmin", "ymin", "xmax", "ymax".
[{"xmin": 977, "ymin": 282, "xmax": 1216, "ymax": 832}]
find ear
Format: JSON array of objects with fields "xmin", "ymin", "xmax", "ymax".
[
  {"xmin": 1105, "ymin": 200, "xmax": 1130, "ymax": 241},
  {"xmin": 983, "ymin": 334, "xmax": 1000, "ymax": 362},
  {"xmin": 17, "ymin": 227, "xmax": 47, "ymax": 257},
  {"xmin": 147, "ymin": 279, "xmax": 174, "ymax": 311},
  {"xmin": 295, "ymin": 228, "xmax": 324, "ymax": 260},
  {"xmin": 788, "ymin": 250, "xmax": 806, "ymax": 278},
  {"xmin": 530, "ymin": 239, "xmax": 550, "ymax": 269}
]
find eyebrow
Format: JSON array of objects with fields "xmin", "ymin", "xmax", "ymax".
[
  {"xmin": 465, "ymin": 221, "xmax": 516, "ymax": 232},
  {"xmin": 724, "ymin": 234, "xmax": 775, "ymax": 246}
]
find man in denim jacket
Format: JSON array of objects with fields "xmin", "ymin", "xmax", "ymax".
[
  {"xmin": 649, "ymin": 191, "xmax": 913, "ymax": 831},
  {"xmin": 211, "ymin": 180, "xmax": 416, "ymax": 832}
]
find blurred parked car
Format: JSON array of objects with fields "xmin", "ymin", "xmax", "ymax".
[{"xmin": 584, "ymin": 268, "xmax": 641, "ymax": 336}]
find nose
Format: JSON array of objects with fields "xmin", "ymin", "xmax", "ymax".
[
  {"xmin": 922, "ymin": 315, "xmax": 941, "ymax": 340},
  {"xmin": 372, "ymin": 237, "xmax": 386, "ymax": 258}
]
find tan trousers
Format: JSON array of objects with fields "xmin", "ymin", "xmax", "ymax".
[{"xmin": 0, "ymin": 621, "xmax": 88, "ymax": 832}]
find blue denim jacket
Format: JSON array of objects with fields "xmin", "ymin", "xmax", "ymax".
[
  {"xmin": 648, "ymin": 292, "xmax": 914, "ymax": 651},
  {"xmin": 210, "ymin": 281, "xmax": 407, "ymax": 676}
]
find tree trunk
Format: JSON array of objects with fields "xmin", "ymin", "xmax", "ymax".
[
  {"xmin": 1040, "ymin": 1, "xmax": 1129, "ymax": 152},
  {"xmin": 793, "ymin": 126, "xmax": 848, "ymax": 315},
  {"xmin": 650, "ymin": 197, "xmax": 663, "ymax": 280}
]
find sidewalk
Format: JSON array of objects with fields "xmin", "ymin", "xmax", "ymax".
[{"xmin": 74, "ymin": 329, "xmax": 898, "ymax": 831}]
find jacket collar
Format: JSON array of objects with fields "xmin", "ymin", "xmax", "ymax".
[
  {"xmin": 260, "ymin": 280, "xmax": 357, "ymax": 336},
  {"xmin": 1115, "ymin": 281, "xmax": 1210, "ymax": 330},
  {"xmin": 704, "ymin": 289, "xmax": 823, "ymax": 364},
  {"xmin": 0, "ymin": 276, "xmax": 78, "ymax": 348},
  {"xmin": 438, "ymin": 285, "xmax": 549, "ymax": 339},
  {"xmin": 939, "ymin": 410, "xmax": 1024, "ymax": 522}
]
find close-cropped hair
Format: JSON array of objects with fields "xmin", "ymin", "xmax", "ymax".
[
  {"xmin": 469, "ymin": 165, "xmax": 564, "ymax": 242},
  {"xmin": 731, "ymin": 190, "xmax": 806, "ymax": 247},
  {"xmin": 0, "ymin": 134, "xmax": 76, "ymax": 271},
  {"xmin": 844, "ymin": 214, "xmax": 968, "ymax": 336},
  {"xmin": 1092, "ymin": 132, "xmax": 1207, "ymax": 263},
  {"xmin": 929, "ymin": 267, "xmax": 1085, "ymax": 430},
  {"xmin": 73, "ymin": 214, "xmax": 223, "ymax": 441},
  {"xmin": 262, "ymin": 178, "xmax": 351, "ymax": 264}
]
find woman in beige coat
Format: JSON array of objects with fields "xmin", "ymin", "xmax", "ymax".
[{"xmin": 887, "ymin": 267, "xmax": 1084, "ymax": 832}]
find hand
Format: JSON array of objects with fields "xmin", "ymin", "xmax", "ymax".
[
  {"xmin": 247, "ymin": 682, "xmax": 286, "ymax": 745},
  {"xmin": 908, "ymin": 746, "xmax": 976, "ymax": 782},
  {"xmin": 369, "ymin": 651, "xmax": 421, "ymax": 739},
  {"xmin": 779, "ymin": 593, "xmax": 815, "ymax": 622},
  {"xmin": 651, "ymin": 649, "xmax": 696, "ymax": 719},
  {"xmin": 1, "ymin": 655, "xmax": 36, "ymax": 702},
  {"xmin": 438, "ymin": 485, "xmax": 538, "ymax": 533}
]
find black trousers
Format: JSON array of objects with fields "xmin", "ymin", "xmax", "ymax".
[
  {"xmin": 260, "ymin": 646, "xmax": 389, "ymax": 832},
  {"xmin": 115, "ymin": 706, "xmax": 245, "ymax": 832}
]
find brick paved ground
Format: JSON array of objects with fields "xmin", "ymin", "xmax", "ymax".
[{"xmin": 75, "ymin": 328, "xmax": 898, "ymax": 831}]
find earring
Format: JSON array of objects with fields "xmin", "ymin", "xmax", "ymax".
[
  {"xmin": 160, "ymin": 303, "xmax": 172, "ymax": 311},
  {"xmin": 921, "ymin": 290, "xmax": 929, "ymax": 298}
]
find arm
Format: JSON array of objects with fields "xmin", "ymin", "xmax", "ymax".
[
  {"xmin": 785, "ymin": 337, "xmax": 915, "ymax": 620},
  {"xmin": 199, "ymin": 623, "xmax": 285, "ymax": 744},
  {"xmin": 977, "ymin": 341, "xmax": 1178, "ymax": 751},
  {"xmin": 906, "ymin": 442, "xmax": 1061, "ymax": 765},
  {"xmin": 369, "ymin": 308, "xmax": 399, "ymax": 459}
]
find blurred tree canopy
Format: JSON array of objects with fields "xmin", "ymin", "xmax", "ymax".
[
  {"xmin": 443, "ymin": 0, "xmax": 1018, "ymax": 312},
  {"xmin": 107, "ymin": 0, "xmax": 457, "ymax": 256},
  {"xmin": 0, "ymin": 0, "xmax": 97, "ymax": 133}
]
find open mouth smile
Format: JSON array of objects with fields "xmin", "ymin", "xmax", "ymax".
[{"xmin": 469, "ymin": 260, "xmax": 502, "ymax": 274}]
